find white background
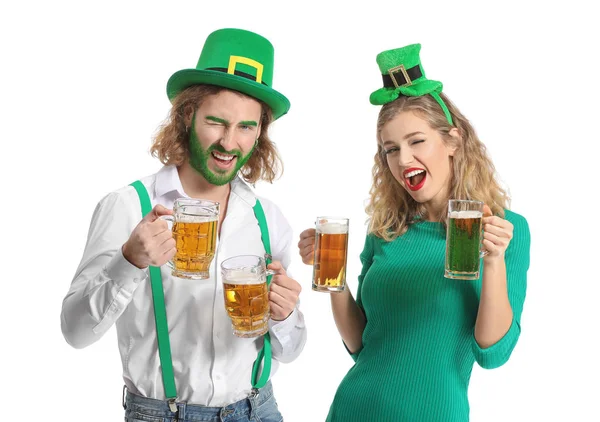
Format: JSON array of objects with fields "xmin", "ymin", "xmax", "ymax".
[{"xmin": 1, "ymin": 1, "xmax": 599, "ymax": 420}]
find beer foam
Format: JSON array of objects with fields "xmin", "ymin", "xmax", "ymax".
[
  {"xmin": 317, "ymin": 222, "xmax": 348, "ymax": 234},
  {"xmin": 178, "ymin": 213, "xmax": 219, "ymax": 223},
  {"xmin": 449, "ymin": 210, "xmax": 482, "ymax": 219},
  {"xmin": 224, "ymin": 270, "xmax": 265, "ymax": 285}
]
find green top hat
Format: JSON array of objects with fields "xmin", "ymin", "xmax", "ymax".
[
  {"xmin": 166, "ymin": 28, "xmax": 290, "ymax": 120},
  {"xmin": 369, "ymin": 43, "xmax": 453, "ymax": 125}
]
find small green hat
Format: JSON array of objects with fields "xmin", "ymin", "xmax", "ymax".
[
  {"xmin": 166, "ymin": 28, "xmax": 290, "ymax": 120},
  {"xmin": 369, "ymin": 43, "xmax": 453, "ymax": 125}
]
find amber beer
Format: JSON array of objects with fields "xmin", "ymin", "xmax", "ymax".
[
  {"xmin": 312, "ymin": 217, "xmax": 349, "ymax": 292},
  {"xmin": 221, "ymin": 255, "xmax": 272, "ymax": 338},
  {"xmin": 223, "ymin": 278, "xmax": 269, "ymax": 338},
  {"xmin": 172, "ymin": 218, "xmax": 217, "ymax": 277},
  {"xmin": 161, "ymin": 198, "xmax": 219, "ymax": 280},
  {"xmin": 444, "ymin": 200, "xmax": 485, "ymax": 280}
]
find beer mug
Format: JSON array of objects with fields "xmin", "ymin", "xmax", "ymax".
[
  {"xmin": 221, "ymin": 255, "xmax": 273, "ymax": 338},
  {"xmin": 160, "ymin": 198, "xmax": 219, "ymax": 280},
  {"xmin": 312, "ymin": 217, "xmax": 349, "ymax": 292},
  {"xmin": 444, "ymin": 200, "xmax": 488, "ymax": 280}
]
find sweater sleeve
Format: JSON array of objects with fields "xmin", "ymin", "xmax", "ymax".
[
  {"xmin": 347, "ymin": 233, "xmax": 375, "ymax": 361},
  {"xmin": 471, "ymin": 211, "xmax": 531, "ymax": 369}
]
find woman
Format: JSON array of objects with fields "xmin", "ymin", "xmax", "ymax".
[{"xmin": 298, "ymin": 44, "xmax": 530, "ymax": 421}]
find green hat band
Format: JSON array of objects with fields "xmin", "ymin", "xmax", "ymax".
[{"xmin": 370, "ymin": 44, "xmax": 453, "ymax": 125}]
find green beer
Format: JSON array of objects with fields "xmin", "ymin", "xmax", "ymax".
[{"xmin": 444, "ymin": 200, "xmax": 485, "ymax": 280}]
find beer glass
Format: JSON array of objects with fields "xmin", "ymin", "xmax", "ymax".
[
  {"xmin": 221, "ymin": 255, "xmax": 273, "ymax": 338},
  {"xmin": 312, "ymin": 217, "xmax": 349, "ymax": 293},
  {"xmin": 444, "ymin": 200, "xmax": 488, "ymax": 280},
  {"xmin": 161, "ymin": 198, "xmax": 219, "ymax": 280}
]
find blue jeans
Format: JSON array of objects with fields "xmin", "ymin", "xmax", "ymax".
[{"xmin": 123, "ymin": 382, "xmax": 283, "ymax": 422}]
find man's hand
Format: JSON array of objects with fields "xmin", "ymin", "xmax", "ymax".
[
  {"xmin": 267, "ymin": 260, "xmax": 302, "ymax": 321},
  {"xmin": 122, "ymin": 205, "xmax": 176, "ymax": 269}
]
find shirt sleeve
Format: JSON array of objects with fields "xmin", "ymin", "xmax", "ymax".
[
  {"xmin": 259, "ymin": 198, "xmax": 307, "ymax": 364},
  {"xmin": 347, "ymin": 233, "xmax": 375, "ymax": 361},
  {"xmin": 471, "ymin": 212, "xmax": 531, "ymax": 369},
  {"xmin": 60, "ymin": 190, "xmax": 147, "ymax": 349}
]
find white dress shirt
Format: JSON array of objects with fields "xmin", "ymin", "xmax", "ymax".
[{"xmin": 61, "ymin": 165, "xmax": 307, "ymax": 406}]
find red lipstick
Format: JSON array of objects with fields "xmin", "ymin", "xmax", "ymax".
[{"xmin": 403, "ymin": 167, "xmax": 427, "ymax": 191}]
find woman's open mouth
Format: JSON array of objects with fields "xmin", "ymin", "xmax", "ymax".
[{"xmin": 403, "ymin": 167, "xmax": 427, "ymax": 191}]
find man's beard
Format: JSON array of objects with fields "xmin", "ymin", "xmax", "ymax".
[{"xmin": 188, "ymin": 115, "xmax": 255, "ymax": 186}]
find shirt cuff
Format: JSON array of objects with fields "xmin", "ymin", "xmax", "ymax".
[
  {"xmin": 105, "ymin": 247, "xmax": 148, "ymax": 291},
  {"xmin": 268, "ymin": 307, "xmax": 304, "ymax": 349},
  {"xmin": 269, "ymin": 307, "xmax": 301, "ymax": 333}
]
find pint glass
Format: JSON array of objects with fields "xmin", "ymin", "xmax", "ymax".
[
  {"xmin": 444, "ymin": 200, "xmax": 487, "ymax": 280},
  {"xmin": 312, "ymin": 217, "xmax": 349, "ymax": 292}
]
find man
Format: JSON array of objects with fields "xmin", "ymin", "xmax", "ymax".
[{"xmin": 61, "ymin": 28, "xmax": 306, "ymax": 421}]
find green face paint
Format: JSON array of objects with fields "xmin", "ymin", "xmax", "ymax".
[
  {"xmin": 188, "ymin": 113, "xmax": 256, "ymax": 186},
  {"xmin": 206, "ymin": 116, "xmax": 229, "ymax": 125}
]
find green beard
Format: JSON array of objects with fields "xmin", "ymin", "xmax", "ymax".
[{"xmin": 188, "ymin": 114, "xmax": 256, "ymax": 186}]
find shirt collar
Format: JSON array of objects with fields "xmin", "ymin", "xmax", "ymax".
[
  {"xmin": 154, "ymin": 165, "xmax": 186, "ymax": 199},
  {"xmin": 230, "ymin": 176, "xmax": 257, "ymax": 208}
]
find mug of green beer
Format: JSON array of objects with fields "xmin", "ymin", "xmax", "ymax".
[
  {"xmin": 221, "ymin": 255, "xmax": 273, "ymax": 338},
  {"xmin": 444, "ymin": 200, "xmax": 488, "ymax": 280},
  {"xmin": 160, "ymin": 198, "xmax": 219, "ymax": 280},
  {"xmin": 312, "ymin": 217, "xmax": 349, "ymax": 293}
]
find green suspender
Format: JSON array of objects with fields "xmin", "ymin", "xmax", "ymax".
[
  {"xmin": 250, "ymin": 199, "xmax": 273, "ymax": 391},
  {"xmin": 130, "ymin": 181, "xmax": 178, "ymax": 411},
  {"xmin": 129, "ymin": 180, "xmax": 273, "ymax": 407}
]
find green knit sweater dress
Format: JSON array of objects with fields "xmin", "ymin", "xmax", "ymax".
[{"xmin": 326, "ymin": 210, "xmax": 530, "ymax": 422}]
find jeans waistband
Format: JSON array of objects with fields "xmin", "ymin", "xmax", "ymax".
[{"xmin": 124, "ymin": 382, "xmax": 273, "ymax": 421}]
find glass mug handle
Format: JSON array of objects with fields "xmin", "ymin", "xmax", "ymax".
[
  {"xmin": 479, "ymin": 224, "xmax": 489, "ymax": 258},
  {"xmin": 264, "ymin": 254, "xmax": 277, "ymax": 277},
  {"xmin": 159, "ymin": 215, "xmax": 176, "ymax": 269}
]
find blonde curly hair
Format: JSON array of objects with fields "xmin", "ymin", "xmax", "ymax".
[
  {"xmin": 150, "ymin": 84, "xmax": 283, "ymax": 184},
  {"xmin": 367, "ymin": 93, "xmax": 509, "ymax": 241}
]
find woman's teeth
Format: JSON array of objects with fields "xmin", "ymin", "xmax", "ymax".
[{"xmin": 405, "ymin": 169, "xmax": 425, "ymax": 178}]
